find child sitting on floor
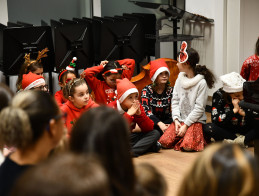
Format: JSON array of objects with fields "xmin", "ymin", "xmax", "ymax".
[
  {"xmin": 159, "ymin": 41, "xmax": 215, "ymax": 152},
  {"xmin": 61, "ymin": 78, "xmax": 98, "ymax": 136},
  {"xmin": 108, "ymin": 78, "xmax": 160, "ymax": 157},
  {"xmin": 141, "ymin": 59, "xmax": 173, "ymax": 136},
  {"xmin": 203, "ymin": 72, "xmax": 256, "ymax": 147},
  {"xmin": 81, "ymin": 59, "xmax": 135, "ymax": 105},
  {"xmin": 55, "ymin": 57, "xmax": 77, "ymax": 107}
]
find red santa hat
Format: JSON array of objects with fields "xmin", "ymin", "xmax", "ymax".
[
  {"xmin": 22, "ymin": 72, "xmax": 45, "ymax": 90},
  {"xmin": 149, "ymin": 59, "xmax": 170, "ymax": 82},
  {"xmin": 116, "ymin": 78, "xmax": 139, "ymax": 103},
  {"xmin": 220, "ymin": 72, "xmax": 246, "ymax": 93},
  {"xmin": 66, "ymin": 57, "xmax": 77, "ymax": 71}
]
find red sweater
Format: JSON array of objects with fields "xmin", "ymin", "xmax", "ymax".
[
  {"xmin": 61, "ymin": 98, "xmax": 99, "ymax": 136},
  {"xmin": 240, "ymin": 54, "xmax": 259, "ymax": 81},
  {"xmin": 54, "ymin": 90, "xmax": 67, "ymax": 107},
  {"xmin": 84, "ymin": 59, "xmax": 135, "ymax": 105},
  {"xmin": 108, "ymin": 100, "xmax": 154, "ymax": 132}
]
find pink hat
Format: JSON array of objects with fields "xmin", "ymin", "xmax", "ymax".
[
  {"xmin": 116, "ymin": 78, "xmax": 138, "ymax": 103},
  {"xmin": 22, "ymin": 72, "xmax": 45, "ymax": 90},
  {"xmin": 149, "ymin": 59, "xmax": 170, "ymax": 82}
]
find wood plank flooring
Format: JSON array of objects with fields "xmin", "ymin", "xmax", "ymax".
[
  {"xmin": 134, "ymin": 147, "xmax": 254, "ymax": 196},
  {"xmin": 134, "ymin": 149, "xmax": 200, "ymax": 196}
]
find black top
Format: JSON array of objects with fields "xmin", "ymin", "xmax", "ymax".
[
  {"xmin": 0, "ymin": 156, "xmax": 31, "ymax": 196},
  {"xmin": 211, "ymin": 89, "xmax": 255, "ymax": 133},
  {"xmin": 141, "ymin": 84, "xmax": 173, "ymax": 125}
]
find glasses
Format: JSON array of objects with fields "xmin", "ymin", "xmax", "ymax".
[{"xmin": 31, "ymin": 84, "xmax": 49, "ymax": 91}]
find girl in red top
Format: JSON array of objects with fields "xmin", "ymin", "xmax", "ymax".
[
  {"xmin": 240, "ymin": 37, "xmax": 259, "ymax": 81},
  {"xmin": 61, "ymin": 78, "xmax": 98, "ymax": 136},
  {"xmin": 82, "ymin": 59, "xmax": 135, "ymax": 105},
  {"xmin": 54, "ymin": 57, "xmax": 77, "ymax": 107}
]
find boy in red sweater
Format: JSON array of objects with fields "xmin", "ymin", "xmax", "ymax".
[
  {"xmin": 61, "ymin": 78, "xmax": 98, "ymax": 136},
  {"xmin": 82, "ymin": 59, "xmax": 135, "ymax": 105},
  {"xmin": 108, "ymin": 78, "xmax": 160, "ymax": 157}
]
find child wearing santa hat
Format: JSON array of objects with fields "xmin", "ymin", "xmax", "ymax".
[
  {"xmin": 141, "ymin": 59, "xmax": 174, "ymax": 136},
  {"xmin": 54, "ymin": 57, "xmax": 77, "ymax": 107},
  {"xmin": 108, "ymin": 78, "xmax": 160, "ymax": 157},
  {"xmin": 81, "ymin": 59, "xmax": 135, "ymax": 105},
  {"xmin": 203, "ymin": 72, "xmax": 256, "ymax": 147},
  {"xmin": 16, "ymin": 48, "xmax": 48, "ymax": 92},
  {"xmin": 159, "ymin": 41, "xmax": 216, "ymax": 151},
  {"xmin": 21, "ymin": 72, "xmax": 48, "ymax": 91},
  {"xmin": 61, "ymin": 78, "xmax": 98, "ymax": 136}
]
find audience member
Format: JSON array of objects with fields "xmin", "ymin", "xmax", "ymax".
[
  {"xmin": 10, "ymin": 153, "xmax": 110, "ymax": 196},
  {"xmin": 177, "ymin": 143, "xmax": 259, "ymax": 196},
  {"xmin": 0, "ymin": 91, "xmax": 64, "ymax": 196},
  {"xmin": 70, "ymin": 106, "xmax": 136, "ymax": 196}
]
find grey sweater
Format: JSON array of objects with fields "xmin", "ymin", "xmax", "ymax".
[{"xmin": 172, "ymin": 72, "xmax": 208, "ymax": 126}]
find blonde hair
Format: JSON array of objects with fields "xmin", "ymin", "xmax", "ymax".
[
  {"xmin": 177, "ymin": 143, "xmax": 259, "ymax": 196},
  {"xmin": 0, "ymin": 91, "xmax": 59, "ymax": 149},
  {"xmin": 135, "ymin": 163, "xmax": 167, "ymax": 196}
]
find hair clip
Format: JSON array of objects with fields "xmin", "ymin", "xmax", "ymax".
[{"xmin": 179, "ymin": 41, "xmax": 188, "ymax": 63}]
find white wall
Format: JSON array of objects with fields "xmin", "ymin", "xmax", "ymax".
[
  {"xmin": 0, "ymin": 0, "xmax": 8, "ymax": 25},
  {"xmin": 186, "ymin": 0, "xmax": 226, "ymax": 95},
  {"xmin": 226, "ymin": 0, "xmax": 241, "ymax": 73}
]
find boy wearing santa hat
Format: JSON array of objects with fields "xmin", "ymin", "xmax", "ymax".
[{"xmin": 108, "ymin": 78, "xmax": 161, "ymax": 157}]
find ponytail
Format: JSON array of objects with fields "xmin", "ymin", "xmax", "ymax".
[
  {"xmin": 0, "ymin": 107, "xmax": 32, "ymax": 148},
  {"xmin": 195, "ymin": 65, "xmax": 216, "ymax": 89},
  {"xmin": 186, "ymin": 48, "xmax": 216, "ymax": 89},
  {"xmin": 0, "ymin": 91, "xmax": 59, "ymax": 149}
]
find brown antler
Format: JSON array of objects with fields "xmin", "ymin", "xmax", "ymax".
[
  {"xmin": 24, "ymin": 53, "xmax": 31, "ymax": 64},
  {"xmin": 36, "ymin": 48, "xmax": 49, "ymax": 62}
]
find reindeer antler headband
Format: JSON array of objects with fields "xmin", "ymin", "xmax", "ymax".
[
  {"xmin": 178, "ymin": 41, "xmax": 188, "ymax": 64},
  {"xmin": 24, "ymin": 47, "xmax": 49, "ymax": 67}
]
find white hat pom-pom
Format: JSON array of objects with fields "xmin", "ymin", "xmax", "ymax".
[{"xmin": 73, "ymin": 57, "xmax": 77, "ymax": 61}]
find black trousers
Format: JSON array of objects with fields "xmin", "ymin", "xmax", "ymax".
[
  {"xmin": 203, "ymin": 123, "xmax": 256, "ymax": 145},
  {"xmin": 130, "ymin": 129, "xmax": 160, "ymax": 157}
]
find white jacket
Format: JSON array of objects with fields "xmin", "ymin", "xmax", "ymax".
[{"xmin": 172, "ymin": 72, "xmax": 208, "ymax": 126}]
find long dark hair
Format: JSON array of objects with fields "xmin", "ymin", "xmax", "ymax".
[
  {"xmin": 187, "ymin": 48, "xmax": 216, "ymax": 89},
  {"xmin": 70, "ymin": 106, "xmax": 135, "ymax": 196}
]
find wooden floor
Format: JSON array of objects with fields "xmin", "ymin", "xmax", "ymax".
[
  {"xmin": 133, "ymin": 149, "xmax": 200, "ymax": 196},
  {"xmin": 134, "ymin": 147, "xmax": 254, "ymax": 196}
]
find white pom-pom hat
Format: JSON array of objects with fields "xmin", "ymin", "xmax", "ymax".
[{"xmin": 220, "ymin": 72, "xmax": 246, "ymax": 93}]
